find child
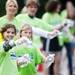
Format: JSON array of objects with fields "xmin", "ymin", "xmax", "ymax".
[
  {"xmin": 10, "ymin": 24, "xmax": 55, "ymax": 75},
  {"xmin": 0, "ymin": 24, "xmax": 19, "ymax": 75}
]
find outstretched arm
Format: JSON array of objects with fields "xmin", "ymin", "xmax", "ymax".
[{"xmin": 32, "ymin": 26, "xmax": 60, "ymax": 39}]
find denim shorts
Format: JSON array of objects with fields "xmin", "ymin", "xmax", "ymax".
[{"xmin": 70, "ymin": 42, "xmax": 75, "ymax": 48}]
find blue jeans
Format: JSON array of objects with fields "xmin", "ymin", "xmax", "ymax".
[{"xmin": 64, "ymin": 42, "xmax": 73, "ymax": 75}]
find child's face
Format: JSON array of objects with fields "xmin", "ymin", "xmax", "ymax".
[
  {"xmin": 21, "ymin": 28, "xmax": 32, "ymax": 39},
  {"xmin": 3, "ymin": 28, "xmax": 15, "ymax": 41}
]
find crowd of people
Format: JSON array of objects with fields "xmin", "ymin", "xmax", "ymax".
[{"xmin": 0, "ymin": 0, "xmax": 75, "ymax": 75}]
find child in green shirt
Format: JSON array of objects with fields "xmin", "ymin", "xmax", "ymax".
[
  {"xmin": 0, "ymin": 24, "xmax": 19, "ymax": 75},
  {"xmin": 10, "ymin": 24, "xmax": 55, "ymax": 75}
]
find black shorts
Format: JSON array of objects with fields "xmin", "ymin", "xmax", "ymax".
[{"xmin": 41, "ymin": 37, "xmax": 62, "ymax": 52}]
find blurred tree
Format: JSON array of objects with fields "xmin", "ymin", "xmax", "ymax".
[
  {"xmin": 17, "ymin": 0, "xmax": 25, "ymax": 14},
  {"xmin": 0, "ymin": 0, "xmax": 6, "ymax": 17},
  {"xmin": 36, "ymin": 0, "xmax": 48, "ymax": 18}
]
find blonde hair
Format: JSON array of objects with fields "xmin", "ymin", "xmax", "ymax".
[
  {"xmin": 20, "ymin": 24, "xmax": 33, "ymax": 40},
  {"xmin": 6, "ymin": 0, "xmax": 18, "ymax": 9}
]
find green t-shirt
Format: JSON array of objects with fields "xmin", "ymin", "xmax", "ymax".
[
  {"xmin": 16, "ymin": 14, "xmax": 53, "ymax": 48},
  {"xmin": 42, "ymin": 12, "xmax": 64, "ymax": 45},
  {"xmin": 0, "ymin": 16, "xmax": 20, "ymax": 30},
  {"xmin": 42, "ymin": 12, "xmax": 62, "ymax": 25},
  {"xmin": 0, "ymin": 42, "xmax": 19, "ymax": 75},
  {"xmin": 10, "ymin": 44, "xmax": 43, "ymax": 75}
]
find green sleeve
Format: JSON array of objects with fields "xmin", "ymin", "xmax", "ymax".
[
  {"xmin": 15, "ymin": 14, "xmax": 26, "ymax": 27},
  {"xmin": 42, "ymin": 13, "xmax": 51, "ymax": 24},
  {"xmin": 61, "ymin": 10, "xmax": 67, "ymax": 20},
  {"xmin": 15, "ymin": 14, "xmax": 23, "ymax": 23},
  {"xmin": 34, "ymin": 48, "xmax": 43, "ymax": 65},
  {"xmin": 0, "ymin": 42, "xmax": 7, "ymax": 65},
  {"xmin": 37, "ymin": 19, "xmax": 53, "ymax": 31},
  {"xmin": 16, "ymin": 14, "xmax": 53, "ymax": 31}
]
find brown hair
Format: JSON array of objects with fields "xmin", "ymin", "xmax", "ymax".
[
  {"xmin": 45, "ymin": 0, "xmax": 60, "ymax": 13},
  {"xmin": 26, "ymin": 0, "xmax": 40, "ymax": 7},
  {"xmin": 0, "ymin": 24, "xmax": 16, "ymax": 37}
]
